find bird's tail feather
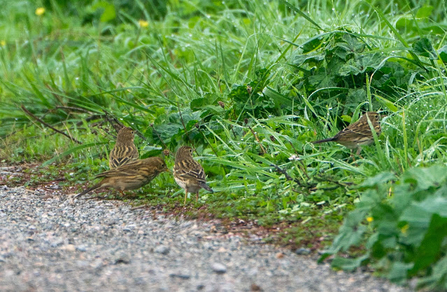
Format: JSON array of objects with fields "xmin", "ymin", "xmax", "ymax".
[
  {"xmin": 312, "ymin": 137, "xmax": 335, "ymax": 144},
  {"xmin": 200, "ymin": 183, "xmax": 214, "ymax": 193},
  {"xmin": 75, "ymin": 183, "xmax": 102, "ymax": 198}
]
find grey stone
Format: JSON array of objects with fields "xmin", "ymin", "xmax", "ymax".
[
  {"xmin": 154, "ymin": 245, "xmax": 170, "ymax": 255},
  {"xmin": 76, "ymin": 245, "xmax": 87, "ymax": 252},
  {"xmin": 295, "ymin": 248, "xmax": 311, "ymax": 255},
  {"xmin": 169, "ymin": 272, "xmax": 191, "ymax": 279},
  {"xmin": 50, "ymin": 238, "xmax": 64, "ymax": 247},
  {"xmin": 211, "ymin": 262, "xmax": 227, "ymax": 274}
]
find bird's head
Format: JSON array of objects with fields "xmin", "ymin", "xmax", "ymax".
[
  {"xmin": 175, "ymin": 146, "xmax": 194, "ymax": 160},
  {"xmin": 116, "ymin": 127, "xmax": 136, "ymax": 142}
]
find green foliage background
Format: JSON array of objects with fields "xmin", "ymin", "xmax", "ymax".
[{"xmin": 1, "ymin": 0, "xmax": 447, "ymax": 289}]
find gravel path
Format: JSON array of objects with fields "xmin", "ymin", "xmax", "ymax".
[{"xmin": 0, "ymin": 186, "xmax": 412, "ymax": 292}]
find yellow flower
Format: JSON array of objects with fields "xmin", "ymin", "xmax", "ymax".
[
  {"xmin": 366, "ymin": 216, "xmax": 373, "ymax": 223},
  {"xmin": 0, "ymin": 40, "xmax": 5, "ymax": 47},
  {"xmin": 138, "ymin": 19, "xmax": 149, "ymax": 28},
  {"xmin": 401, "ymin": 224, "xmax": 409, "ymax": 235},
  {"xmin": 35, "ymin": 7, "xmax": 45, "ymax": 16}
]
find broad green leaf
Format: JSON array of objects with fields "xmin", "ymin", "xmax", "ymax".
[
  {"xmin": 331, "ymin": 254, "xmax": 370, "ymax": 271},
  {"xmin": 330, "ymin": 209, "xmax": 368, "ymax": 252},
  {"xmin": 402, "ymin": 165, "xmax": 447, "ymax": 192},
  {"xmin": 95, "ymin": 1, "xmax": 116, "ymax": 22},
  {"xmin": 410, "ymin": 214, "xmax": 447, "ymax": 275},
  {"xmin": 152, "ymin": 123, "xmax": 183, "ymax": 144},
  {"xmin": 360, "ymin": 171, "xmax": 395, "ymax": 188},
  {"xmin": 301, "ymin": 35, "xmax": 325, "ymax": 53},
  {"xmin": 372, "ymin": 204, "xmax": 399, "ymax": 236},
  {"xmin": 416, "ymin": 6, "xmax": 433, "ymax": 19},
  {"xmin": 190, "ymin": 94, "xmax": 218, "ymax": 110},
  {"xmin": 387, "ymin": 262, "xmax": 413, "ymax": 284},
  {"xmin": 439, "ymin": 45, "xmax": 447, "ymax": 63},
  {"xmin": 293, "ymin": 53, "xmax": 325, "ymax": 66},
  {"xmin": 412, "ymin": 38, "xmax": 437, "ymax": 60},
  {"xmin": 400, "ymin": 194, "xmax": 447, "ymax": 246},
  {"xmin": 418, "ymin": 257, "xmax": 447, "ymax": 290}
]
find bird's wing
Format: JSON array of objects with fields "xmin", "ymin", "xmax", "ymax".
[
  {"xmin": 110, "ymin": 156, "xmax": 137, "ymax": 168},
  {"xmin": 110, "ymin": 146, "xmax": 139, "ymax": 168},
  {"xmin": 337, "ymin": 125, "xmax": 372, "ymax": 138},
  {"xmin": 175, "ymin": 160, "xmax": 206, "ymax": 181},
  {"xmin": 97, "ymin": 161, "xmax": 142, "ymax": 178}
]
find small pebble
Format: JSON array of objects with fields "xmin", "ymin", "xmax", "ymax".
[
  {"xmin": 295, "ymin": 248, "xmax": 311, "ymax": 255},
  {"xmin": 76, "ymin": 245, "xmax": 87, "ymax": 252},
  {"xmin": 51, "ymin": 238, "xmax": 64, "ymax": 247},
  {"xmin": 276, "ymin": 252, "xmax": 285, "ymax": 259},
  {"xmin": 169, "ymin": 272, "xmax": 191, "ymax": 279},
  {"xmin": 62, "ymin": 244, "xmax": 76, "ymax": 252},
  {"xmin": 114, "ymin": 252, "xmax": 131, "ymax": 264},
  {"xmin": 154, "ymin": 245, "xmax": 170, "ymax": 255},
  {"xmin": 211, "ymin": 262, "xmax": 227, "ymax": 274}
]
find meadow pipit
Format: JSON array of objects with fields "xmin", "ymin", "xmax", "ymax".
[
  {"xmin": 109, "ymin": 127, "xmax": 139, "ymax": 169},
  {"xmin": 173, "ymin": 146, "xmax": 213, "ymax": 205},
  {"xmin": 312, "ymin": 111, "xmax": 381, "ymax": 155},
  {"xmin": 76, "ymin": 157, "xmax": 168, "ymax": 198}
]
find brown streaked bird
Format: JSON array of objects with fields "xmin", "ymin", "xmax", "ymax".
[
  {"xmin": 109, "ymin": 127, "xmax": 139, "ymax": 169},
  {"xmin": 76, "ymin": 157, "xmax": 168, "ymax": 198},
  {"xmin": 173, "ymin": 146, "xmax": 213, "ymax": 205},
  {"xmin": 312, "ymin": 112, "xmax": 381, "ymax": 155}
]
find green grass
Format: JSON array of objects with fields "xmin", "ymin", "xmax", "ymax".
[{"xmin": 1, "ymin": 0, "xmax": 447, "ymax": 289}]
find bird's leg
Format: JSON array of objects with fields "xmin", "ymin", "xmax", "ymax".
[
  {"xmin": 355, "ymin": 147, "xmax": 364, "ymax": 162},
  {"xmin": 196, "ymin": 192, "xmax": 199, "ymax": 202},
  {"xmin": 184, "ymin": 190, "xmax": 188, "ymax": 205},
  {"xmin": 356, "ymin": 147, "xmax": 363, "ymax": 157},
  {"xmin": 351, "ymin": 147, "xmax": 364, "ymax": 166},
  {"xmin": 350, "ymin": 149, "xmax": 356, "ymax": 162}
]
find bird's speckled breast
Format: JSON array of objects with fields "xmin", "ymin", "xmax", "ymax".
[{"xmin": 174, "ymin": 177, "xmax": 187, "ymax": 190}]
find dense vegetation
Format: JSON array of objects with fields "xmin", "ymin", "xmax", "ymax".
[{"xmin": 1, "ymin": 0, "xmax": 446, "ymax": 289}]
